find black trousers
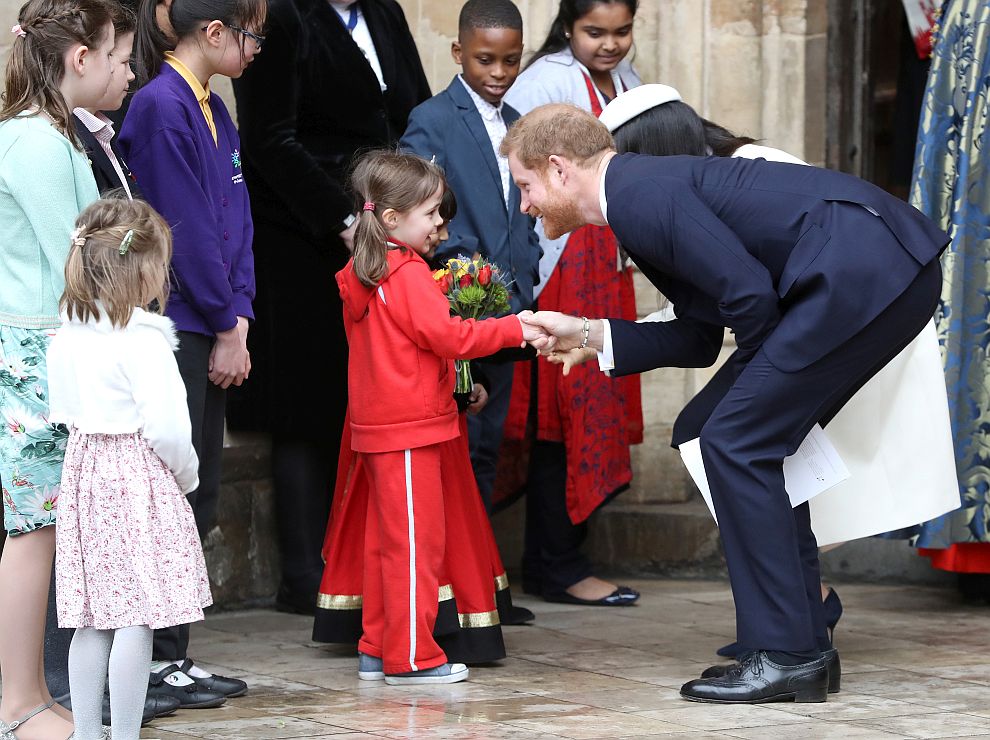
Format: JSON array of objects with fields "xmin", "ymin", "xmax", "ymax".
[
  {"xmin": 701, "ymin": 258, "xmax": 941, "ymax": 652},
  {"xmin": 152, "ymin": 332, "xmax": 226, "ymax": 662},
  {"xmin": 520, "ymin": 359, "xmax": 593, "ymax": 596}
]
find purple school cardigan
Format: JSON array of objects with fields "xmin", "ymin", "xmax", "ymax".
[{"xmin": 119, "ymin": 65, "xmax": 255, "ymax": 337}]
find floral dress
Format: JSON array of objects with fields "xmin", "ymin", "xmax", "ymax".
[{"xmin": 0, "ymin": 325, "xmax": 68, "ymax": 535}]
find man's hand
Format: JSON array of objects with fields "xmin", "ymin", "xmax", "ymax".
[
  {"xmin": 546, "ymin": 346, "xmax": 597, "ymax": 376},
  {"xmin": 209, "ymin": 316, "xmax": 251, "ymax": 389},
  {"xmin": 340, "ymin": 219, "xmax": 358, "ymax": 253},
  {"xmin": 466, "ymin": 382, "xmax": 489, "ymax": 415},
  {"xmin": 521, "ymin": 311, "xmax": 602, "ymax": 352}
]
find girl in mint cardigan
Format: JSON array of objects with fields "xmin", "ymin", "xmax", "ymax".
[{"xmin": 0, "ymin": 0, "xmax": 115, "ymax": 738}]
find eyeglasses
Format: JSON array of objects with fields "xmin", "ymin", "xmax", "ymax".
[
  {"xmin": 201, "ymin": 23, "xmax": 266, "ymax": 50},
  {"xmin": 227, "ymin": 24, "xmax": 265, "ymax": 49}
]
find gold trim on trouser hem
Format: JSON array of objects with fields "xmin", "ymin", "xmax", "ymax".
[
  {"xmin": 494, "ymin": 572, "xmax": 509, "ymax": 591},
  {"xmin": 439, "ymin": 584, "xmax": 454, "ymax": 601},
  {"xmin": 458, "ymin": 609, "xmax": 501, "ymax": 628},
  {"xmin": 316, "ymin": 593, "xmax": 363, "ymax": 610}
]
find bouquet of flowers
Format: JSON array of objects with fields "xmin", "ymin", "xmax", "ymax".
[{"xmin": 433, "ymin": 255, "xmax": 512, "ymax": 394}]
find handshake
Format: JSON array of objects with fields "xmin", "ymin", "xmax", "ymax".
[{"xmin": 516, "ymin": 311, "xmax": 603, "ymax": 375}]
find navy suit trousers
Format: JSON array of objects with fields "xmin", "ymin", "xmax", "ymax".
[{"xmin": 699, "ymin": 258, "xmax": 941, "ymax": 651}]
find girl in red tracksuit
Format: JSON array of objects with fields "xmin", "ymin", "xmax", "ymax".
[{"xmin": 337, "ymin": 150, "xmax": 531, "ymax": 685}]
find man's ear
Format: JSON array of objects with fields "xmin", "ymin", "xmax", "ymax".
[
  {"xmin": 451, "ymin": 40, "xmax": 462, "ymax": 65},
  {"xmin": 548, "ymin": 154, "xmax": 568, "ymax": 184}
]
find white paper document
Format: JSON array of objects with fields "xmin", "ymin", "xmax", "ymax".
[{"xmin": 679, "ymin": 425, "xmax": 850, "ymax": 525}]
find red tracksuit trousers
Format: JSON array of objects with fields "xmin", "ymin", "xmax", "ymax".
[{"xmin": 357, "ymin": 444, "xmax": 448, "ymax": 674}]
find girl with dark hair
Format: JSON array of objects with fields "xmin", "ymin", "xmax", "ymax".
[
  {"xmin": 119, "ymin": 0, "xmax": 265, "ymax": 709},
  {"xmin": 500, "ymin": 0, "xmax": 643, "ymax": 608},
  {"xmin": 0, "ymin": 0, "xmax": 114, "ymax": 736}
]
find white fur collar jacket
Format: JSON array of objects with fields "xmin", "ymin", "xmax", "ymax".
[{"xmin": 46, "ymin": 307, "xmax": 199, "ymax": 494}]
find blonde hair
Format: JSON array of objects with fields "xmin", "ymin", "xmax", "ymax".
[
  {"xmin": 500, "ymin": 102, "xmax": 614, "ymax": 173},
  {"xmin": 1, "ymin": 0, "xmax": 115, "ymax": 148},
  {"xmin": 349, "ymin": 150, "xmax": 445, "ymax": 288},
  {"xmin": 61, "ymin": 195, "xmax": 174, "ymax": 328}
]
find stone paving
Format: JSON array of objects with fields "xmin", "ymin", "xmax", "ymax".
[{"xmin": 130, "ymin": 579, "xmax": 989, "ymax": 738}]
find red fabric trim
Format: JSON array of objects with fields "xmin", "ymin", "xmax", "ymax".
[{"xmin": 918, "ymin": 543, "xmax": 990, "ymax": 574}]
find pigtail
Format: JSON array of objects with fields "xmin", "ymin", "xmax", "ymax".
[
  {"xmin": 352, "ymin": 208, "xmax": 389, "ymax": 288},
  {"xmin": 133, "ymin": 0, "xmax": 172, "ymax": 87}
]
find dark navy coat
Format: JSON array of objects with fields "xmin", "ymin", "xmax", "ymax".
[{"xmin": 604, "ymin": 152, "xmax": 949, "ymax": 383}]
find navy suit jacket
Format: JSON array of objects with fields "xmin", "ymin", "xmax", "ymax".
[
  {"xmin": 73, "ymin": 118, "xmax": 141, "ymax": 198},
  {"xmin": 400, "ymin": 77, "xmax": 541, "ymax": 311},
  {"xmin": 605, "ymin": 153, "xmax": 949, "ymax": 378}
]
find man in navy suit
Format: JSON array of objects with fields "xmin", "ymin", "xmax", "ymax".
[
  {"xmin": 400, "ymin": 0, "xmax": 541, "ymax": 519},
  {"xmin": 503, "ymin": 103, "xmax": 948, "ymax": 704}
]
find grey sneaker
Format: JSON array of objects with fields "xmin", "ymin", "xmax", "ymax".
[
  {"xmin": 358, "ymin": 652, "xmax": 384, "ymax": 681},
  {"xmin": 384, "ymin": 663, "xmax": 469, "ymax": 686}
]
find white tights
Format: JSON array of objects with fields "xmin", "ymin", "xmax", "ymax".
[{"xmin": 68, "ymin": 625, "xmax": 152, "ymax": 740}]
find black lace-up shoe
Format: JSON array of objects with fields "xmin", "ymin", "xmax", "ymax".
[
  {"xmin": 680, "ymin": 650, "xmax": 829, "ymax": 704},
  {"xmin": 701, "ymin": 647, "xmax": 841, "ymax": 693}
]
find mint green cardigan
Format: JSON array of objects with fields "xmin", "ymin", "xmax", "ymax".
[{"xmin": 0, "ymin": 115, "xmax": 99, "ymax": 329}]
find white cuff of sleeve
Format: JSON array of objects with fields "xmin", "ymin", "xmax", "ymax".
[{"xmin": 596, "ymin": 319, "xmax": 614, "ymax": 373}]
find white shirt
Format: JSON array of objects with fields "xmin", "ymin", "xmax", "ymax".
[
  {"xmin": 47, "ymin": 307, "xmax": 199, "ymax": 493},
  {"xmin": 458, "ymin": 75, "xmax": 510, "ymax": 206},
  {"xmin": 72, "ymin": 107, "xmax": 132, "ymax": 199},
  {"xmin": 330, "ymin": 1, "xmax": 387, "ymax": 92}
]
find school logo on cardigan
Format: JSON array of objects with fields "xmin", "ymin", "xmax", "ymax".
[{"xmin": 231, "ymin": 148, "xmax": 243, "ymax": 184}]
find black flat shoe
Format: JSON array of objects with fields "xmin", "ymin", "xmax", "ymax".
[
  {"xmin": 148, "ymin": 664, "xmax": 227, "ymax": 708},
  {"xmin": 180, "ymin": 658, "xmax": 249, "ymax": 698},
  {"xmin": 544, "ymin": 586, "xmax": 640, "ymax": 606},
  {"xmin": 680, "ymin": 650, "xmax": 829, "ymax": 704},
  {"xmin": 59, "ymin": 689, "xmax": 181, "ymax": 726},
  {"xmin": 502, "ymin": 605, "xmax": 536, "ymax": 625},
  {"xmin": 701, "ymin": 647, "xmax": 841, "ymax": 694}
]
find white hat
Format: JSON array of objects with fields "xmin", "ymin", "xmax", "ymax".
[{"xmin": 599, "ymin": 84, "xmax": 683, "ymax": 133}]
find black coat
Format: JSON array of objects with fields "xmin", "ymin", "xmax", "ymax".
[
  {"xmin": 227, "ymin": 0, "xmax": 430, "ymax": 435},
  {"xmin": 232, "ymin": 0, "xmax": 431, "ymax": 246},
  {"xmin": 73, "ymin": 117, "xmax": 141, "ymax": 198}
]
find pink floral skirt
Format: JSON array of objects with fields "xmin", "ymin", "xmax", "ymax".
[{"xmin": 56, "ymin": 430, "xmax": 212, "ymax": 630}]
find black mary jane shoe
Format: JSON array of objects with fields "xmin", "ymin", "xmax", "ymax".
[
  {"xmin": 180, "ymin": 658, "xmax": 249, "ymax": 698},
  {"xmin": 544, "ymin": 585, "xmax": 640, "ymax": 606},
  {"xmin": 701, "ymin": 647, "xmax": 841, "ymax": 694},
  {"xmin": 680, "ymin": 650, "xmax": 829, "ymax": 704},
  {"xmin": 59, "ymin": 689, "xmax": 181, "ymax": 726},
  {"xmin": 147, "ymin": 664, "xmax": 227, "ymax": 708}
]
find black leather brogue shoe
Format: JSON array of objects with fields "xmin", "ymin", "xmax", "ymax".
[{"xmin": 680, "ymin": 650, "xmax": 829, "ymax": 704}]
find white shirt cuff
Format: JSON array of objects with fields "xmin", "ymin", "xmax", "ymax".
[{"xmin": 596, "ymin": 319, "xmax": 614, "ymax": 373}]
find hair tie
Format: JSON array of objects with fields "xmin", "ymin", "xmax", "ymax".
[
  {"xmin": 363, "ymin": 201, "xmax": 375, "ymax": 212},
  {"xmin": 118, "ymin": 229, "xmax": 134, "ymax": 255},
  {"xmin": 10, "ymin": 24, "xmax": 26, "ymax": 38},
  {"xmin": 70, "ymin": 226, "xmax": 86, "ymax": 249}
]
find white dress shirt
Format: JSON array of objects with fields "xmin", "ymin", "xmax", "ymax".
[
  {"xmin": 458, "ymin": 75, "xmax": 510, "ymax": 206},
  {"xmin": 330, "ymin": 1, "xmax": 387, "ymax": 92}
]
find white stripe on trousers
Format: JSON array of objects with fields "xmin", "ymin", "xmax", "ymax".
[{"xmin": 404, "ymin": 448, "xmax": 417, "ymax": 671}]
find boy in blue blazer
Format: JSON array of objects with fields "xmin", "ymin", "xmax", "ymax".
[{"xmin": 401, "ymin": 0, "xmax": 540, "ymax": 521}]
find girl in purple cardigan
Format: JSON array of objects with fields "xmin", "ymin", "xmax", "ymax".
[{"xmin": 119, "ymin": 0, "xmax": 265, "ymax": 708}]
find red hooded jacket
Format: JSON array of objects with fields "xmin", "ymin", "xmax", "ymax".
[{"xmin": 337, "ymin": 246, "xmax": 523, "ymax": 453}]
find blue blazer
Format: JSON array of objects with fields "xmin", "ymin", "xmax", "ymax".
[
  {"xmin": 604, "ymin": 153, "xmax": 949, "ymax": 377},
  {"xmin": 400, "ymin": 77, "xmax": 541, "ymax": 311}
]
